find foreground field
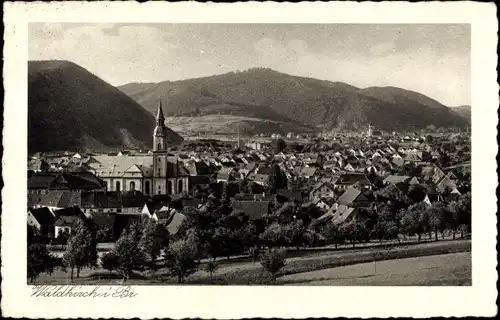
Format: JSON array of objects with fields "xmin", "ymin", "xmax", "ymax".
[
  {"xmin": 280, "ymin": 252, "xmax": 471, "ymax": 286},
  {"xmin": 36, "ymin": 239, "xmax": 471, "ymax": 285}
]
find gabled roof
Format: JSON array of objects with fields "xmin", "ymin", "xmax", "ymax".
[
  {"xmin": 53, "ymin": 205, "xmax": 85, "ymax": 218},
  {"xmin": 333, "ymin": 173, "xmax": 371, "ymax": 186},
  {"xmin": 331, "ymin": 205, "xmax": 356, "ymax": 225},
  {"xmin": 336, "ymin": 188, "xmax": 363, "ymax": 206},
  {"xmin": 383, "ymin": 175, "xmax": 411, "ymax": 185},
  {"xmin": 299, "ymin": 167, "xmax": 317, "ymax": 177},
  {"xmin": 28, "ymin": 172, "xmax": 106, "ymax": 190},
  {"xmin": 165, "ymin": 212, "xmax": 186, "ymax": 235},
  {"xmin": 29, "ymin": 207, "xmax": 56, "ymax": 226}
]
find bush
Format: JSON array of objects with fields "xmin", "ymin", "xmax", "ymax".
[
  {"xmin": 101, "ymin": 251, "xmax": 119, "ymax": 274},
  {"xmin": 28, "ymin": 243, "xmax": 57, "ymax": 283},
  {"xmin": 260, "ymin": 248, "xmax": 287, "ymax": 284}
]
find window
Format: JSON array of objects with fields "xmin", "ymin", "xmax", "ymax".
[
  {"xmin": 115, "ymin": 181, "xmax": 121, "ymax": 192},
  {"xmin": 145, "ymin": 181, "xmax": 150, "ymax": 195},
  {"xmin": 157, "ymin": 143, "xmax": 161, "ymax": 150},
  {"xmin": 158, "ymin": 185, "xmax": 161, "ymax": 195},
  {"xmin": 178, "ymin": 180, "xmax": 183, "ymax": 193},
  {"xmin": 129, "ymin": 181, "xmax": 135, "ymax": 191},
  {"xmin": 168, "ymin": 181, "xmax": 173, "ymax": 194}
]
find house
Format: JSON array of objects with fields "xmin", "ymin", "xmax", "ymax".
[
  {"xmin": 247, "ymin": 173, "xmax": 270, "ymax": 186},
  {"xmin": 392, "ymin": 155, "xmax": 404, "ymax": 167},
  {"xmin": 421, "ymin": 165, "xmax": 446, "ymax": 185},
  {"xmin": 28, "ymin": 172, "xmax": 106, "ymax": 194},
  {"xmin": 317, "ymin": 204, "xmax": 358, "ymax": 226},
  {"xmin": 27, "ymin": 207, "xmax": 56, "ymax": 236},
  {"xmin": 309, "ymin": 198, "xmax": 330, "ymax": 211},
  {"xmin": 28, "ymin": 159, "xmax": 50, "ymax": 172},
  {"xmin": 231, "ymin": 200, "xmax": 270, "ymax": 220},
  {"xmin": 52, "ymin": 206, "xmax": 87, "ymax": 238},
  {"xmin": 309, "ymin": 182, "xmax": 335, "ymax": 200},
  {"xmin": 216, "ymin": 171, "xmax": 232, "ymax": 183},
  {"xmin": 435, "ymin": 175, "xmax": 458, "ymax": 194},
  {"xmin": 423, "ymin": 193, "xmax": 445, "ymax": 205},
  {"xmin": 335, "ymin": 187, "xmax": 372, "ymax": 207},
  {"xmin": 383, "ymin": 175, "xmax": 411, "ymax": 186},
  {"xmin": 298, "ymin": 167, "xmax": 319, "ymax": 180},
  {"xmin": 332, "ymin": 173, "xmax": 372, "ymax": 191}
]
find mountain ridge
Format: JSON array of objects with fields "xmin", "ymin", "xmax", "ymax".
[
  {"xmin": 118, "ymin": 67, "xmax": 468, "ymax": 132},
  {"xmin": 28, "ymin": 60, "xmax": 183, "ymax": 153}
]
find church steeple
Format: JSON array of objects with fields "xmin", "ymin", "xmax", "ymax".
[
  {"xmin": 153, "ymin": 101, "xmax": 167, "ymax": 151},
  {"xmin": 156, "ymin": 101, "xmax": 165, "ymax": 126}
]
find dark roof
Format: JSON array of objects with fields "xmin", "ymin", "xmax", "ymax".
[
  {"xmin": 231, "ymin": 200, "xmax": 270, "ymax": 220},
  {"xmin": 54, "ymin": 215, "xmax": 80, "ymax": 227},
  {"xmin": 180, "ymin": 198, "xmax": 203, "ymax": 208},
  {"xmin": 28, "ymin": 172, "xmax": 105, "ymax": 190},
  {"xmin": 333, "ymin": 173, "xmax": 371, "ymax": 186},
  {"xmin": 53, "ymin": 206, "xmax": 86, "ymax": 218},
  {"xmin": 276, "ymin": 189, "xmax": 303, "ymax": 201},
  {"xmin": 29, "ymin": 207, "xmax": 56, "ymax": 226},
  {"xmin": 189, "ymin": 175, "xmax": 211, "ymax": 185},
  {"xmin": 247, "ymin": 173, "xmax": 269, "ymax": 184},
  {"xmin": 80, "ymin": 191, "xmax": 148, "ymax": 209},
  {"xmin": 185, "ymin": 161, "xmax": 213, "ymax": 175},
  {"xmin": 234, "ymin": 193, "xmax": 255, "ymax": 201},
  {"xmin": 28, "ymin": 191, "xmax": 82, "ymax": 209},
  {"xmin": 89, "ymin": 211, "xmax": 115, "ymax": 229}
]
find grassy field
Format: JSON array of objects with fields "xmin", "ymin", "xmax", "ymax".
[
  {"xmin": 280, "ymin": 252, "xmax": 471, "ymax": 286},
  {"xmin": 35, "ymin": 239, "xmax": 471, "ymax": 285}
]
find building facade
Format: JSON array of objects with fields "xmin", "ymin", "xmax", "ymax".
[{"xmin": 91, "ymin": 102, "xmax": 189, "ymax": 196}]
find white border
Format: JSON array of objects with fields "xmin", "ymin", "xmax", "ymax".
[{"xmin": 2, "ymin": 2, "xmax": 498, "ymax": 318}]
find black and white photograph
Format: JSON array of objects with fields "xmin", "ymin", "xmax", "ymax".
[
  {"xmin": 25, "ymin": 21, "xmax": 474, "ymax": 286},
  {"xmin": 2, "ymin": 2, "xmax": 497, "ymax": 319}
]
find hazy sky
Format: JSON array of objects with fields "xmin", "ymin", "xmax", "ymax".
[{"xmin": 29, "ymin": 23, "xmax": 470, "ymax": 106}]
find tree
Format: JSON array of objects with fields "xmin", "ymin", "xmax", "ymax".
[
  {"xmin": 340, "ymin": 221, "xmax": 366, "ymax": 248},
  {"xmin": 372, "ymin": 203, "xmax": 400, "ymax": 243},
  {"xmin": 28, "ymin": 244, "xmax": 57, "ymax": 283},
  {"xmin": 449, "ymin": 192, "xmax": 471, "ymax": 238},
  {"xmin": 399, "ymin": 202, "xmax": 429, "ymax": 242},
  {"xmin": 260, "ymin": 248, "xmax": 287, "ymax": 284},
  {"xmin": 259, "ymin": 222, "xmax": 289, "ymax": 248},
  {"xmin": 164, "ymin": 239, "xmax": 198, "ymax": 283},
  {"xmin": 62, "ymin": 218, "xmax": 98, "ymax": 281},
  {"xmin": 238, "ymin": 177, "xmax": 250, "ymax": 193},
  {"xmin": 320, "ymin": 222, "xmax": 344, "ymax": 249},
  {"xmin": 113, "ymin": 225, "xmax": 147, "ymax": 281},
  {"xmin": 427, "ymin": 202, "xmax": 447, "ymax": 241},
  {"xmin": 204, "ymin": 261, "xmax": 219, "ymax": 284},
  {"xmin": 285, "ymin": 220, "xmax": 310, "ymax": 249},
  {"xmin": 268, "ymin": 163, "xmax": 287, "ymax": 194},
  {"xmin": 100, "ymin": 251, "xmax": 119, "ymax": 275},
  {"xmin": 139, "ymin": 219, "xmax": 170, "ymax": 271},
  {"xmin": 273, "ymin": 138, "xmax": 286, "ymax": 153},
  {"xmin": 249, "ymin": 246, "xmax": 260, "ymax": 264}
]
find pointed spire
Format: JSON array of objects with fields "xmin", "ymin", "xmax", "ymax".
[{"xmin": 157, "ymin": 100, "xmax": 165, "ymax": 124}]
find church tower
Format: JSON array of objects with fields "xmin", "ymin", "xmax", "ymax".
[{"xmin": 153, "ymin": 101, "xmax": 168, "ymax": 195}]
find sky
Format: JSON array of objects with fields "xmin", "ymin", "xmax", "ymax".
[{"xmin": 29, "ymin": 23, "xmax": 471, "ymax": 106}]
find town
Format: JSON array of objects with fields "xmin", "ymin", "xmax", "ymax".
[{"xmin": 27, "ymin": 102, "xmax": 471, "ymax": 284}]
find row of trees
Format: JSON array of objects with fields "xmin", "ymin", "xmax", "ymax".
[{"xmin": 312, "ymin": 191, "xmax": 471, "ymax": 249}]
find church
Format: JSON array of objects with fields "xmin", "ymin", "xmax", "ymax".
[{"xmin": 89, "ymin": 102, "xmax": 190, "ymax": 197}]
